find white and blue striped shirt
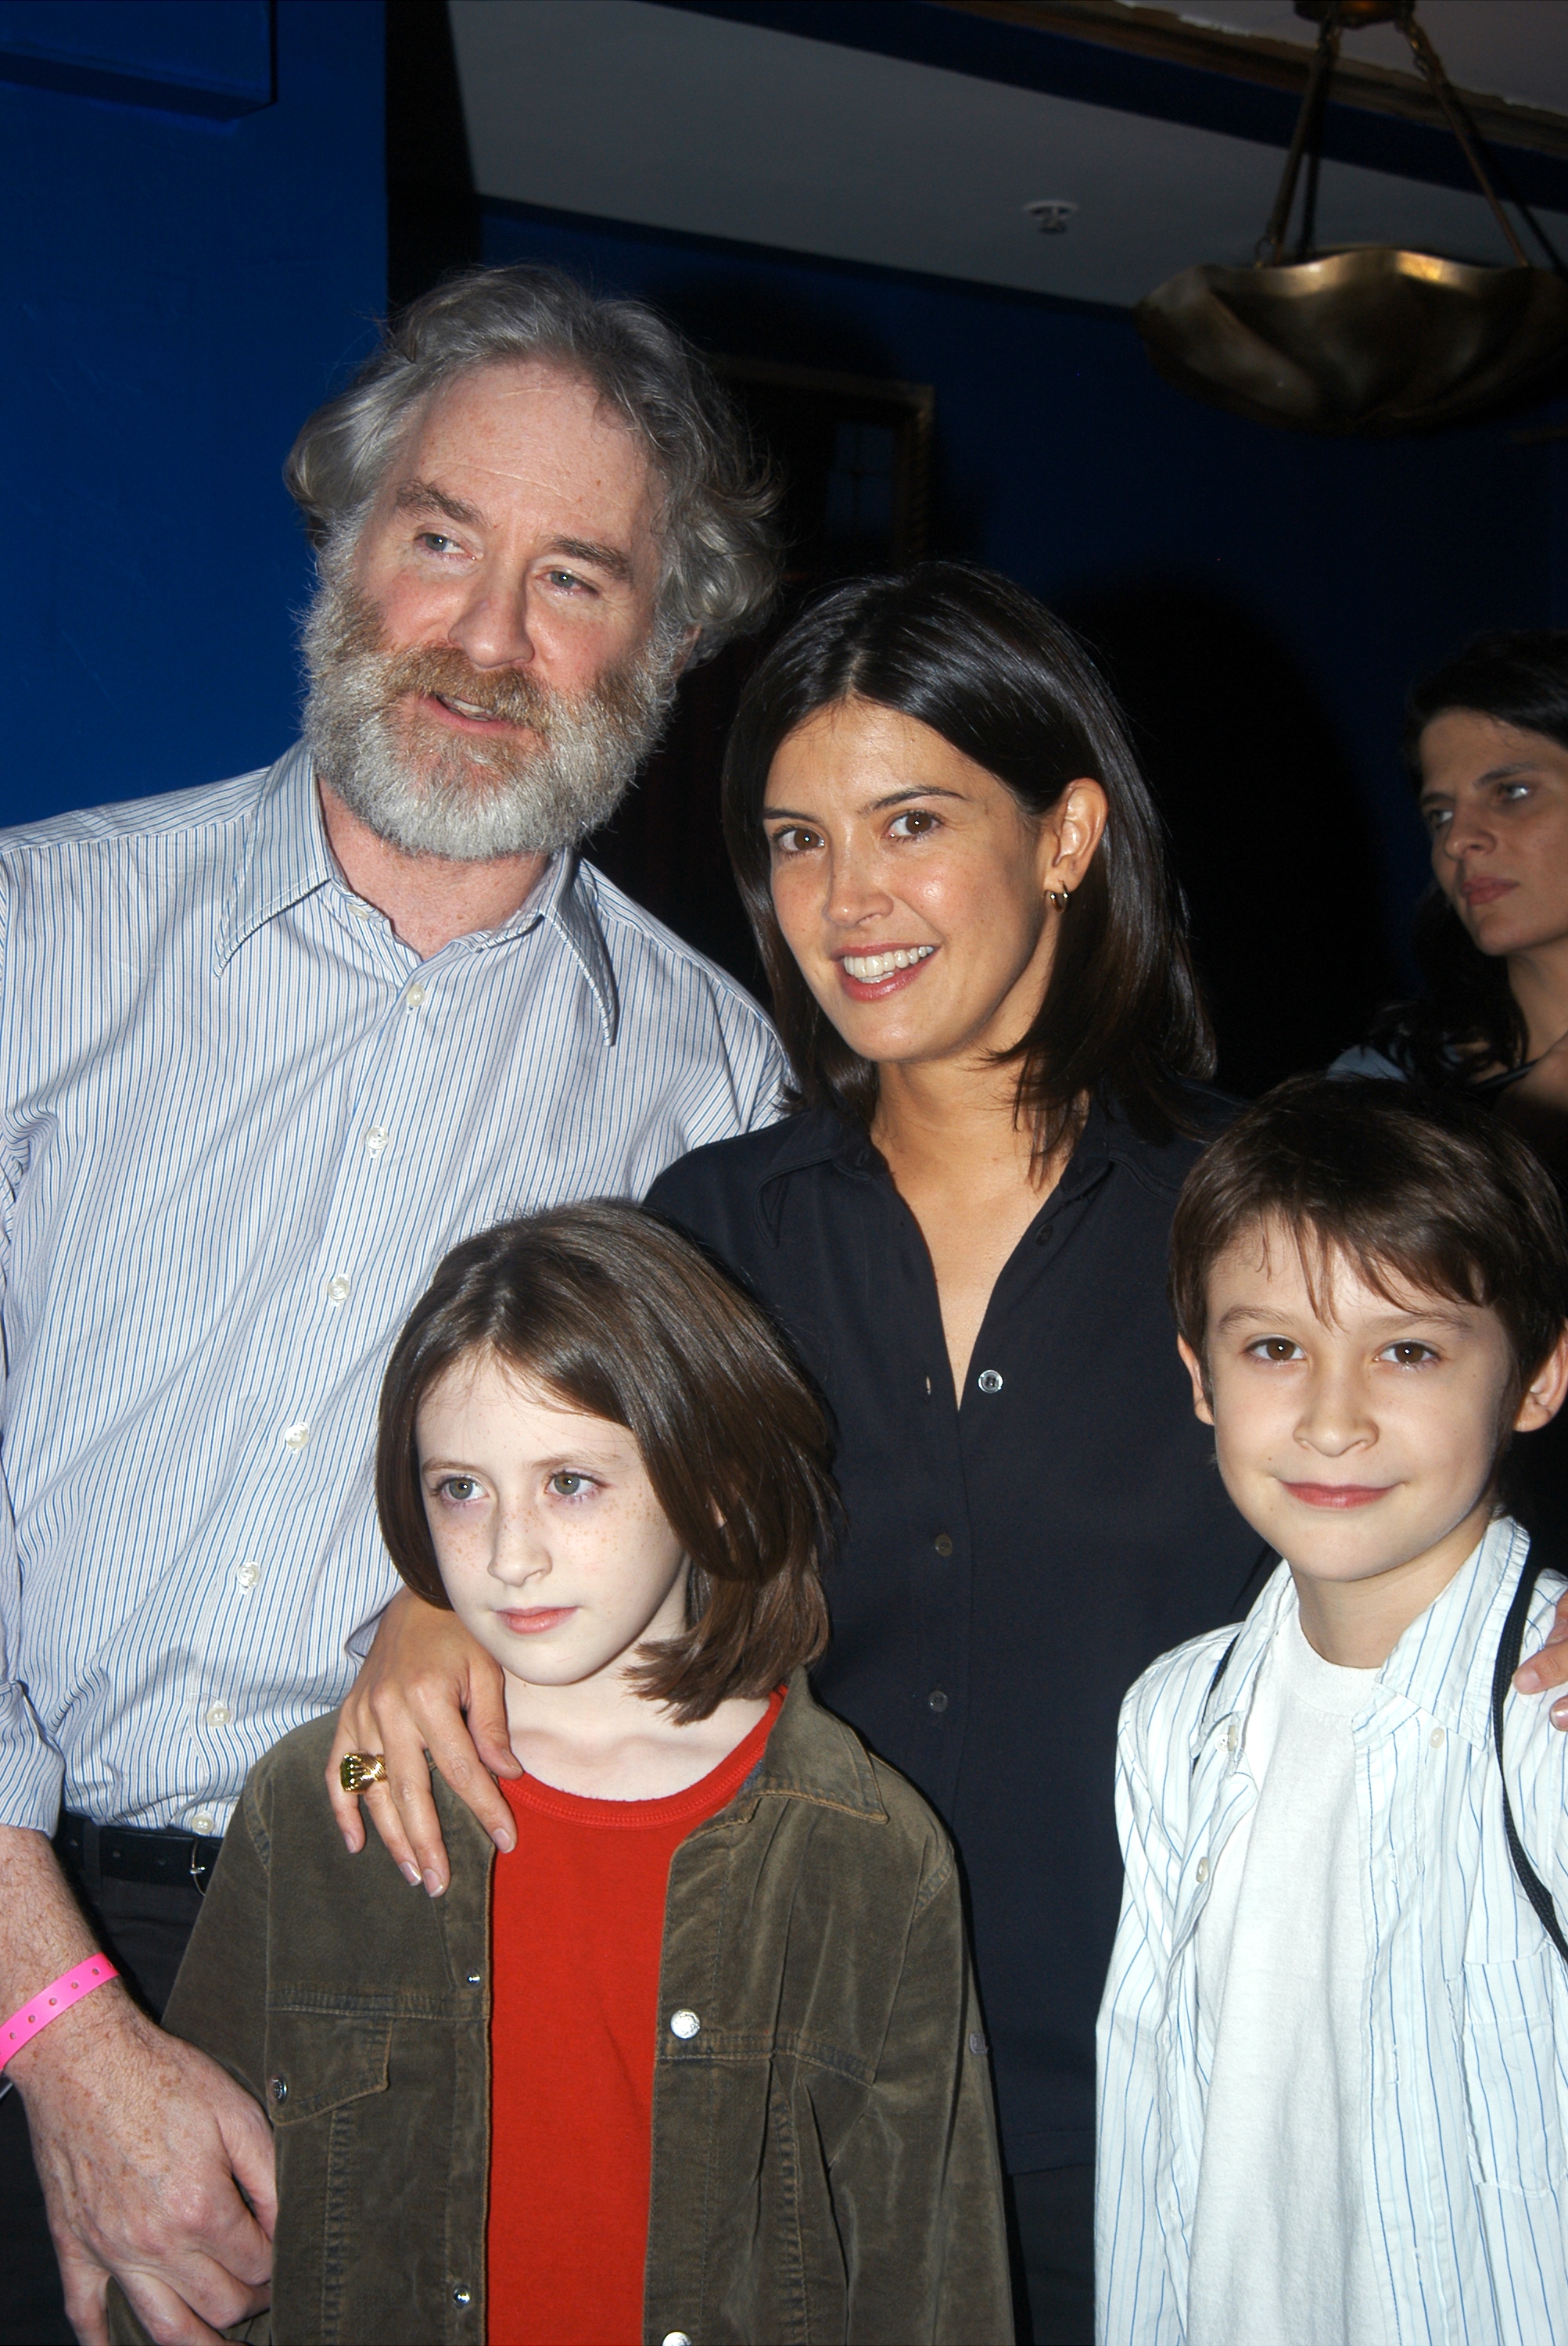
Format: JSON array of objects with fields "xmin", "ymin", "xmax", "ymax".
[
  {"xmin": 0, "ymin": 745, "xmax": 784, "ymax": 1837},
  {"xmin": 1097, "ymin": 1519, "xmax": 1568, "ymax": 2345}
]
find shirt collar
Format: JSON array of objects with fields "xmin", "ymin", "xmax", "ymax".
[
  {"xmin": 216, "ymin": 744, "xmax": 336, "ymax": 967},
  {"xmin": 1376, "ymin": 1514, "xmax": 1530, "ymax": 1749},
  {"xmin": 715, "ymin": 1671, "xmax": 888, "ymax": 1823},
  {"xmin": 1210, "ymin": 1517, "xmax": 1530, "ymax": 1756},
  {"xmin": 746, "ymin": 1089, "xmax": 1131, "ymax": 1247},
  {"xmin": 214, "ymin": 744, "xmax": 619, "ymax": 1042}
]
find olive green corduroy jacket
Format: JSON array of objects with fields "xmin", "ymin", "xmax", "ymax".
[{"xmin": 109, "ymin": 1674, "xmax": 1012, "ymax": 2346}]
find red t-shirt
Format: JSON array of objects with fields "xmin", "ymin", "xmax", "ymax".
[{"xmin": 486, "ymin": 1691, "xmax": 784, "ymax": 2346}]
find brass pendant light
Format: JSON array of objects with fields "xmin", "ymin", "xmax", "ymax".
[{"xmin": 1134, "ymin": 0, "xmax": 1568, "ymax": 435}]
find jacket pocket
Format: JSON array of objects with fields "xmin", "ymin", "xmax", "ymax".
[
  {"xmin": 1458, "ymin": 1953, "xmax": 1566, "ymax": 2194},
  {"xmin": 263, "ymin": 2011, "xmax": 394, "ymax": 2346},
  {"xmin": 262, "ymin": 2006, "xmax": 391, "ymax": 2124}
]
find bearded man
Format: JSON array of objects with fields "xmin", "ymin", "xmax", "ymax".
[{"xmin": 0, "ymin": 266, "xmax": 783, "ymax": 2346}]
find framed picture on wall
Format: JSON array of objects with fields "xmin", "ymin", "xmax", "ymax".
[{"xmin": 716, "ymin": 357, "xmax": 935, "ymax": 579}]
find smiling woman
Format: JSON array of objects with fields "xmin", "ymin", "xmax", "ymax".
[{"xmin": 647, "ymin": 563, "xmax": 1272, "ymax": 2344}]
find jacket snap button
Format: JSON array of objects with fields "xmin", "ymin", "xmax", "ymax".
[
  {"xmin": 977, "ymin": 1368, "xmax": 1003, "ymax": 1394},
  {"xmin": 662, "ymin": 2333, "xmax": 693, "ymax": 2345},
  {"xmin": 968, "ymin": 2030, "xmax": 988, "ymax": 2055},
  {"xmin": 268, "ymin": 2075, "xmax": 287, "ymax": 2104},
  {"xmin": 934, "ymin": 1533, "xmax": 953, "ymax": 1557},
  {"xmin": 669, "ymin": 2007, "xmax": 701, "ymax": 2039},
  {"xmin": 453, "ymin": 2286, "xmax": 472, "ymax": 2306},
  {"xmin": 928, "ymin": 1688, "xmax": 949, "ymax": 1713}
]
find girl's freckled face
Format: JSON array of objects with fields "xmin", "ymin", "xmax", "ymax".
[{"xmin": 416, "ymin": 1352, "xmax": 690, "ymax": 1691}]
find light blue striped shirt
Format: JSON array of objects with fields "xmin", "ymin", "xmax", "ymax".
[
  {"xmin": 0, "ymin": 744, "xmax": 784, "ymax": 1837},
  {"xmin": 1097, "ymin": 1519, "xmax": 1568, "ymax": 2345}
]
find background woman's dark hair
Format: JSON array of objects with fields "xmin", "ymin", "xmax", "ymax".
[
  {"xmin": 721, "ymin": 561, "xmax": 1214, "ymax": 1159},
  {"xmin": 1369, "ymin": 630, "xmax": 1568, "ymax": 1085},
  {"xmin": 377, "ymin": 1203, "xmax": 835, "ymax": 1722}
]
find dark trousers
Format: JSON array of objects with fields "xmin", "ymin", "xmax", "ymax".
[
  {"xmin": 1007, "ymin": 2162, "xmax": 1096, "ymax": 2346},
  {"xmin": 0, "ymin": 1871, "xmax": 202, "ymax": 2346}
]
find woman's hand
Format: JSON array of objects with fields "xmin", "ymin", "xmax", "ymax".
[
  {"xmin": 1513, "ymin": 1584, "xmax": 1568, "ymax": 1726},
  {"xmin": 327, "ymin": 1588, "xmax": 519, "ymax": 1893}
]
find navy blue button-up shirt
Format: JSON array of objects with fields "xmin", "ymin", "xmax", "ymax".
[{"xmin": 650, "ymin": 1097, "xmax": 1270, "ymax": 2172}]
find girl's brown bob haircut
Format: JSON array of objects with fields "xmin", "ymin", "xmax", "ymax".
[
  {"xmin": 1169, "ymin": 1076, "xmax": 1568, "ymax": 1422},
  {"xmin": 377, "ymin": 1203, "xmax": 835, "ymax": 1722},
  {"xmin": 721, "ymin": 561, "xmax": 1214, "ymax": 1164}
]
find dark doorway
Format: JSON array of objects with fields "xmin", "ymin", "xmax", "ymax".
[{"xmin": 1062, "ymin": 579, "xmax": 1399, "ymax": 1095}]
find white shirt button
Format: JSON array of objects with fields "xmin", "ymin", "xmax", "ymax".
[
  {"xmin": 192, "ymin": 1810, "xmax": 216, "ymax": 1834},
  {"xmin": 1195, "ymin": 1856, "xmax": 1209, "ymax": 1882},
  {"xmin": 976, "ymin": 1368, "xmax": 1003, "ymax": 1394},
  {"xmin": 282, "ymin": 1422, "xmax": 310, "ymax": 1451},
  {"xmin": 325, "ymin": 1275, "xmax": 351, "ymax": 1306},
  {"xmin": 1430, "ymin": 1726, "xmax": 1445, "ymax": 1749},
  {"xmin": 1225, "ymin": 1720, "xmax": 1240, "ymax": 1752},
  {"xmin": 669, "ymin": 2008, "xmax": 701, "ymax": 2039},
  {"xmin": 405, "ymin": 980, "xmax": 428, "ymax": 1008},
  {"xmin": 205, "ymin": 1703, "xmax": 232, "ymax": 1729},
  {"xmin": 364, "ymin": 1125, "xmax": 390, "ymax": 1157},
  {"xmin": 346, "ymin": 900, "xmax": 375, "ymax": 920},
  {"xmin": 235, "ymin": 1561, "xmax": 260, "ymax": 1591}
]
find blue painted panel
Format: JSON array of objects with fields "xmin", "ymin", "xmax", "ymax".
[
  {"xmin": 2, "ymin": 0, "xmax": 385, "ymax": 823},
  {"xmin": 0, "ymin": 1, "xmax": 274, "ymax": 118}
]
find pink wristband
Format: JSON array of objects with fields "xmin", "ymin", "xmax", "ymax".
[{"xmin": 2, "ymin": 1958, "xmax": 119, "ymax": 2068}]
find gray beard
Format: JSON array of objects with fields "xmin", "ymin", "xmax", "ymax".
[{"xmin": 300, "ymin": 572, "xmax": 680, "ymax": 863}]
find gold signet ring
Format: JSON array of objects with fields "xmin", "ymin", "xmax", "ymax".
[{"xmin": 339, "ymin": 1751, "xmax": 389, "ymax": 1794}]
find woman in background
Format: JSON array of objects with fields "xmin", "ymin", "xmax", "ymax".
[
  {"xmin": 1336, "ymin": 627, "xmax": 1568, "ymax": 1639},
  {"xmin": 1337, "ymin": 630, "xmax": 1568, "ymax": 1156}
]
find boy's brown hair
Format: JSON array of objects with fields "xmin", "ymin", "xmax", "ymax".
[
  {"xmin": 377, "ymin": 1203, "xmax": 835, "ymax": 1722},
  {"xmin": 1169, "ymin": 1077, "xmax": 1568, "ymax": 1421}
]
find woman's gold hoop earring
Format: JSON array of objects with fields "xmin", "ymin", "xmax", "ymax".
[{"xmin": 1046, "ymin": 888, "xmax": 1070, "ymax": 911}]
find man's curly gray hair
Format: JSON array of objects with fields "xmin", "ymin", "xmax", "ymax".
[{"xmin": 285, "ymin": 266, "xmax": 780, "ymax": 661}]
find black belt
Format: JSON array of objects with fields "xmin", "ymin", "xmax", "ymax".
[{"xmin": 56, "ymin": 1811, "xmax": 224, "ymax": 1896}]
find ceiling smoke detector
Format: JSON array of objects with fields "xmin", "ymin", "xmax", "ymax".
[{"xmin": 1024, "ymin": 199, "xmax": 1078, "ymax": 235}]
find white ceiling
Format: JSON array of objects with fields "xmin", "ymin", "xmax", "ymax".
[
  {"xmin": 1140, "ymin": 2, "xmax": 1568, "ymax": 117},
  {"xmin": 449, "ymin": 0, "xmax": 1568, "ymax": 310}
]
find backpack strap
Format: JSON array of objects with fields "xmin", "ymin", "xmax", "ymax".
[
  {"xmin": 1205, "ymin": 1636, "xmax": 1240, "ymax": 1715},
  {"xmin": 1490, "ymin": 1551, "xmax": 1568, "ymax": 1968},
  {"xmin": 1191, "ymin": 1635, "xmax": 1242, "ymax": 1773}
]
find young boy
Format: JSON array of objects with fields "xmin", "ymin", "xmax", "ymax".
[{"xmin": 1096, "ymin": 1076, "xmax": 1568, "ymax": 2346}]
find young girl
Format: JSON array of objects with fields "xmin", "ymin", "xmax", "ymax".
[{"xmin": 113, "ymin": 1203, "xmax": 1011, "ymax": 2346}]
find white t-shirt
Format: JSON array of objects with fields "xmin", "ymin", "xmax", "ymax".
[{"xmin": 1188, "ymin": 1611, "xmax": 1387, "ymax": 2346}]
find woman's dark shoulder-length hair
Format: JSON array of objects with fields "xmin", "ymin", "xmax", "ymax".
[
  {"xmin": 377, "ymin": 1202, "xmax": 836, "ymax": 1723},
  {"xmin": 721, "ymin": 561, "xmax": 1213, "ymax": 1159},
  {"xmin": 1371, "ymin": 629, "xmax": 1568, "ymax": 1085}
]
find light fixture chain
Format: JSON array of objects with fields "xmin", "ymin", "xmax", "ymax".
[
  {"xmin": 1398, "ymin": 7, "xmax": 1530, "ymax": 267},
  {"xmin": 1258, "ymin": 9, "xmax": 1342, "ymax": 267}
]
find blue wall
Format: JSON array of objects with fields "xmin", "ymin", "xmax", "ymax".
[
  {"xmin": 2, "ymin": 0, "xmax": 386, "ymax": 823},
  {"xmin": 485, "ymin": 199, "xmax": 1566, "ymax": 1001}
]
